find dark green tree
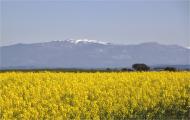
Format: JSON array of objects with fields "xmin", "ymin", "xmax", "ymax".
[
  {"xmin": 164, "ymin": 67, "xmax": 176, "ymax": 71},
  {"xmin": 132, "ymin": 63, "xmax": 150, "ymax": 71}
]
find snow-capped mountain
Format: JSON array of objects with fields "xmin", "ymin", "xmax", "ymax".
[{"xmin": 0, "ymin": 39, "xmax": 189, "ymax": 69}]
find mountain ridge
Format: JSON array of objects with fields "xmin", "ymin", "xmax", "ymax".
[{"xmin": 0, "ymin": 39, "xmax": 189, "ymax": 69}]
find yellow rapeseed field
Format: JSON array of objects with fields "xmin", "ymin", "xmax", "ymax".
[{"xmin": 0, "ymin": 72, "xmax": 190, "ymax": 119}]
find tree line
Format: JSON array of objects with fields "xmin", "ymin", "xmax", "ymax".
[
  {"xmin": 0, "ymin": 63, "xmax": 188, "ymax": 72},
  {"xmin": 107, "ymin": 63, "xmax": 178, "ymax": 72}
]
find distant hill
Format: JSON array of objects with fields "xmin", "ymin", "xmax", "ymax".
[
  {"xmin": 0, "ymin": 39, "xmax": 189, "ymax": 69},
  {"xmin": 152, "ymin": 65, "xmax": 190, "ymax": 70}
]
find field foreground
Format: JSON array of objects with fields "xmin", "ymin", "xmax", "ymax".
[{"xmin": 0, "ymin": 72, "xmax": 190, "ymax": 119}]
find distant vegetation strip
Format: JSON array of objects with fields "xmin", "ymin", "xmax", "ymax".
[{"xmin": 1, "ymin": 64, "xmax": 189, "ymax": 72}]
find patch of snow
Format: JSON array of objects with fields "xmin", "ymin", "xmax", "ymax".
[{"xmin": 64, "ymin": 39, "xmax": 109, "ymax": 45}]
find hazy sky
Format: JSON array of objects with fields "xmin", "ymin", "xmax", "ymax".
[{"xmin": 1, "ymin": 0, "xmax": 189, "ymax": 47}]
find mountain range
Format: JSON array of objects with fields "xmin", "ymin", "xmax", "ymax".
[{"xmin": 0, "ymin": 39, "xmax": 189, "ymax": 69}]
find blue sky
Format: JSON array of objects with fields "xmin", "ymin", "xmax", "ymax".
[{"xmin": 1, "ymin": 0, "xmax": 189, "ymax": 47}]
